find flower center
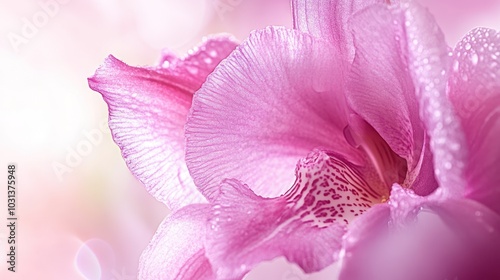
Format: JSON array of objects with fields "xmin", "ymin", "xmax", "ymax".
[
  {"xmin": 343, "ymin": 116, "xmax": 408, "ymax": 189},
  {"xmin": 284, "ymin": 151, "xmax": 383, "ymax": 226},
  {"xmin": 282, "ymin": 119, "xmax": 407, "ymax": 227}
]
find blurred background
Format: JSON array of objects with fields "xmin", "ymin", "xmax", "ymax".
[{"xmin": 0, "ymin": 0, "xmax": 499, "ymax": 279}]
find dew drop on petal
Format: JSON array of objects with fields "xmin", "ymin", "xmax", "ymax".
[
  {"xmin": 444, "ymin": 161, "xmax": 452, "ymax": 170},
  {"xmin": 204, "ymin": 57, "xmax": 213, "ymax": 64},
  {"xmin": 209, "ymin": 49, "xmax": 218, "ymax": 57},
  {"xmin": 471, "ymin": 53, "xmax": 479, "ymax": 65},
  {"xmin": 186, "ymin": 66, "xmax": 199, "ymax": 75},
  {"xmin": 449, "ymin": 142, "xmax": 460, "ymax": 151}
]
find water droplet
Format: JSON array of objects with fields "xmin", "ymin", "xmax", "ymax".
[
  {"xmin": 444, "ymin": 161, "xmax": 452, "ymax": 170},
  {"xmin": 209, "ymin": 50, "xmax": 218, "ymax": 57},
  {"xmin": 471, "ymin": 53, "xmax": 479, "ymax": 65},
  {"xmin": 449, "ymin": 142, "xmax": 460, "ymax": 151},
  {"xmin": 204, "ymin": 57, "xmax": 213, "ymax": 64},
  {"xmin": 162, "ymin": 60, "xmax": 171, "ymax": 68},
  {"xmin": 465, "ymin": 42, "xmax": 472, "ymax": 50},
  {"xmin": 186, "ymin": 66, "xmax": 199, "ymax": 75}
]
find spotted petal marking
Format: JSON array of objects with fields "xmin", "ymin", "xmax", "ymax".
[
  {"xmin": 285, "ymin": 150, "xmax": 383, "ymax": 226},
  {"xmin": 204, "ymin": 150, "xmax": 383, "ymax": 279}
]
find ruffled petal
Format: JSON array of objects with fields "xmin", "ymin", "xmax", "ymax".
[
  {"xmin": 186, "ymin": 27, "xmax": 363, "ymax": 200},
  {"xmin": 138, "ymin": 204, "xmax": 214, "ymax": 280},
  {"xmin": 88, "ymin": 36, "xmax": 237, "ymax": 210},
  {"xmin": 403, "ymin": 2, "xmax": 467, "ymax": 197},
  {"xmin": 204, "ymin": 150, "xmax": 387, "ymax": 279},
  {"xmin": 340, "ymin": 186, "xmax": 500, "ymax": 280},
  {"xmin": 292, "ymin": 0, "xmax": 385, "ymax": 62},
  {"xmin": 448, "ymin": 28, "xmax": 500, "ymax": 214}
]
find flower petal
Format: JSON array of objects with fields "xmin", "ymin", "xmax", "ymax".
[
  {"xmin": 204, "ymin": 150, "xmax": 387, "ymax": 279},
  {"xmin": 138, "ymin": 204, "xmax": 214, "ymax": 280},
  {"xmin": 88, "ymin": 36, "xmax": 237, "ymax": 210},
  {"xmin": 448, "ymin": 28, "xmax": 500, "ymax": 214},
  {"xmin": 410, "ymin": 135, "xmax": 439, "ymax": 196},
  {"xmin": 186, "ymin": 27, "xmax": 363, "ymax": 200},
  {"xmin": 343, "ymin": 114, "xmax": 407, "ymax": 190},
  {"xmin": 292, "ymin": 0, "xmax": 384, "ymax": 62},
  {"xmin": 159, "ymin": 35, "xmax": 239, "ymax": 89},
  {"xmin": 340, "ymin": 187, "xmax": 500, "ymax": 280},
  {"xmin": 402, "ymin": 2, "xmax": 468, "ymax": 197},
  {"xmin": 348, "ymin": 5, "xmax": 423, "ymax": 168}
]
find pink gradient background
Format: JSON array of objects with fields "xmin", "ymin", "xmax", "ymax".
[{"xmin": 0, "ymin": 0, "xmax": 498, "ymax": 279}]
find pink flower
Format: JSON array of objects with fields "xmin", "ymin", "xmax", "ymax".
[{"xmin": 89, "ymin": 0, "xmax": 500, "ymax": 279}]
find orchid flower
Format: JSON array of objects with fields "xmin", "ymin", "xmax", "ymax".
[{"xmin": 89, "ymin": 0, "xmax": 500, "ymax": 279}]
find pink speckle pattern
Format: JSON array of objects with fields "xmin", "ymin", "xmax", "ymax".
[
  {"xmin": 203, "ymin": 150, "xmax": 387, "ymax": 278},
  {"xmin": 285, "ymin": 151, "xmax": 382, "ymax": 226}
]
